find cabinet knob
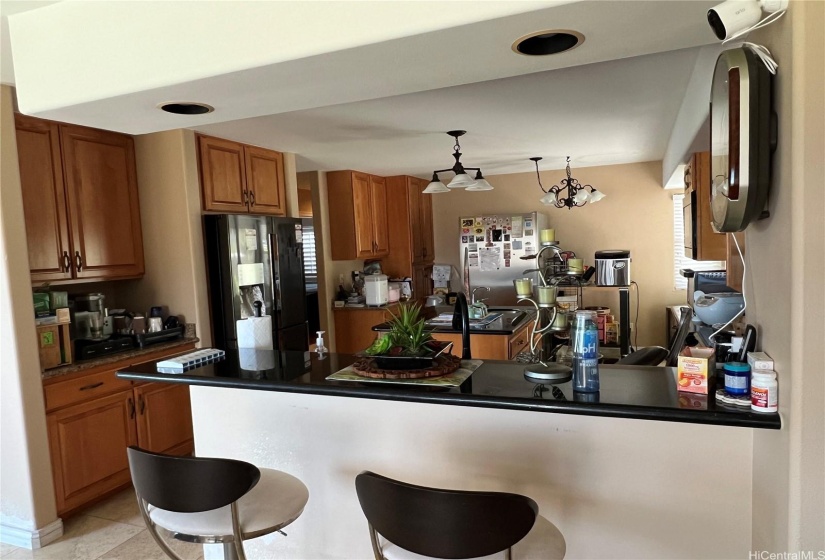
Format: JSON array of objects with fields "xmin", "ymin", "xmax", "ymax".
[
  {"xmin": 62, "ymin": 251, "xmax": 71, "ymax": 272},
  {"xmin": 243, "ymin": 190, "xmax": 249, "ymax": 205},
  {"xmin": 128, "ymin": 397, "xmax": 135, "ymax": 420},
  {"xmin": 249, "ymin": 190, "xmax": 256, "ymax": 207},
  {"xmin": 138, "ymin": 394, "xmax": 145, "ymax": 415},
  {"xmin": 75, "ymin": 251, "xmax": 83, "ymax": 272}
]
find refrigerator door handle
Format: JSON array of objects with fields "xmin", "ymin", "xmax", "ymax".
[{"xmin": 268, "ymin": 231, "xmax": 282, "ymax": 329}]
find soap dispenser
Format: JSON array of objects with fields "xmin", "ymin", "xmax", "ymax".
[{"xmin": 315, "ymin": 331, "xmax": 328, "ymax": 356}]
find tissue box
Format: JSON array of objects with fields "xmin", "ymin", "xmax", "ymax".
[
  {"xmin": 747, "ymin": 352, "xmax": 774, "ymax": 371},
  {"xmin": 677, "ymin": 347, "xmax": 716, "ymax": 394}
]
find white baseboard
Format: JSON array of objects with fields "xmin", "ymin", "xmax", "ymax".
[{"xmin": 0, "ymin": 518, "xmax": 63, "ymax": 549}]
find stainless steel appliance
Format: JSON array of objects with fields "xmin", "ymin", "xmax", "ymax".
[
  {"xmin": 204, "ymin": 214, "xmax": 309, "ymax": 351},
  {"xmin": 458, "ymin": 212, "xmax": 547, "ymax": 305},
  {"xmin": 595, "ymin": 250, "xmax": 631, "ymax": 286}
]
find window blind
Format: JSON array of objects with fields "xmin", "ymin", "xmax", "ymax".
[
  {"xmin": 302, "ymin": 223, "xmax": 318, "ymax": 283},
  {"xmin": 672, "ymin": 193, "xmax": 725, "ymax": 290}
]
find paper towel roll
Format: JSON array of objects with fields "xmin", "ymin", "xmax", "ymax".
[
  {"xmin": 236, "ymin": 315, "xmax": 274, "ymax": 349},
  {"xmin": 239, "ymin": 348, "xmax": 276, "ymax": 371}
]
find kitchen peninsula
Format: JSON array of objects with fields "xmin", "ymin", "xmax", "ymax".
[{"xmin": 118, "ymin": 351, "xmax": 776, "ymax": 559}]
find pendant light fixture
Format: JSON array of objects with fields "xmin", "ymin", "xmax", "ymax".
[
  {"xmin": 532, "ymin": 156, "xmax": 606, "ymax": 209},
  {"xmin": 423, "ymin": 131, "xmax": 492, "ymax": 193}
]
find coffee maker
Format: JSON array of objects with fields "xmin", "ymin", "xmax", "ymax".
[{"xmin": 74, "ymin": 293, "xmax": 106, "ymax": 340}]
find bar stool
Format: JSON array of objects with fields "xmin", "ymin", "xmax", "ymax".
[
  {"xmin": 127, "ymin": 446, "xmax": 308, "ymax": 560},
  {"xmin": 355, "ymin": 470, "xmax": 565, "ymax": 560}
]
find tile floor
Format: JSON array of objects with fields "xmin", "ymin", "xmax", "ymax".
[{"xmin": 1, "ymin": 488, "xmax": 203, "ymax": 560}]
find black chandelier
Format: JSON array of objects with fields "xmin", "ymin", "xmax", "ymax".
[
  {"xmin": 423, "ymin": 131, "xmax": 493, "ymax": 193},
  {"xmin": 532, "ymin": 156, "xmax": 606, "ymax": 209}
]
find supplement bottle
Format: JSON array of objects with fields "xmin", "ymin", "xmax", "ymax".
[{"xmin": 751, "ymin": 371, "xmax": 778, "ymax": 413}]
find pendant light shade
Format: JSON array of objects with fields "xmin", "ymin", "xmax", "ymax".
[
  {"xmin": 588, "ymin": 189, "xmax": 606, "ymax": 203},
  {"xmin": 423, "ymin": 172, "xmax": 450, "ymax": 193},
  {"xmin": 447, "ymin": 173, "xmax": 476, "ymax": 188},
  {"xmin": 465, "ymin": 170, "xmax": 493, "ymax": 191},
  {"xmin": 540, "ymin": 191, "xmax": 558, "ymax": 205}
]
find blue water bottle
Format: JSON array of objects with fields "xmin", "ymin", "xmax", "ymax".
[{"xmin": 572, "ymin": 310, "xmax": 600, "ymax": 392}]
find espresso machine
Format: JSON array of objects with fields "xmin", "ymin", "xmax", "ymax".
[{"xmin": 73, "ymin": 293, "xmax": 135, "ymax": 360}]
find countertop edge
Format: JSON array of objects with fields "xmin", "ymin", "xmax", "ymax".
[
  {"xmin": 43, "ymin": 338, "xmax": 199, "ymax": 381},
  {"xmin": 115, "ymin": 370, "xmax": 781, "ymax": 430}
]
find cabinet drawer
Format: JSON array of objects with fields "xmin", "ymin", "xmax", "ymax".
[
  {"xmin": 45, "ymin": 369, "xmax": 132, "ymax": 413},
  {"xmin": 508, "ymin": 326, "xmax": 531, "ymax": 360}
]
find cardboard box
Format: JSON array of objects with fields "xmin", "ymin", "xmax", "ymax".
[
  {"xmin": 677, "ymin": 347, "xmax": 716, "ymax": 394},
  {"xmin": 747, "ymin": 351, "xmax": 774, "ymax": 371}
]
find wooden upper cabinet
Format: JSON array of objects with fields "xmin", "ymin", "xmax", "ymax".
[
  {"xmin": 15, "ymin": 115, "xmax": 145, "ymax": 284},
  {"xmin": 370, "ymin": 175, "xmax": 389, "ymax": 256},
  {"xmin": 198, "ymin": 135, "xmax": 286, "ymax": 216},
  {"xmin": 418, "ymin": 182, "xmax": 435, "ymax": 264},
  {"xmin": 61, "ymin": 125, "xmax": 145, "ymax": 279},
  {"xmin": 726, "ymin": 232, "xmax": 746, "ymax": 292},
  {"xmin": 199, "ymin": 135, "xmax": 247, "ymax": 212},
  {"xmin": 683, "ymin": 151, "xmax": 727, "ymax": 261},
  {"xmin": 383, "ymin": 176, "xmax": 435, "ymax": 288},
  {"xmin": 244, "ymin": 145, "xmax": 286, "ymax": 215},
  {"xmin": 327, "ymin": 170, "xmax": 389, "ymax": 260},
  {"xmin": 15, "ymin": 114, "xmax": 72, "ymax": 282}
]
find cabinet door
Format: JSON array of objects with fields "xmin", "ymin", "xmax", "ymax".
[
  {"xmin": 352, "ymin": 172, "xmax": 376, "ymax": 258},
  {"xmin": 370, "ymin": 175, "xmax": 390, "ymax": 256},
  {"xmin": 407, "ymin": 179, "xmax": 425, "ymax": 263},
  {"xmin": 244, "ymin": 146, "xmax": 286, "ymax": 216},
  {"xmin": 690, "ymin": 152, "xmax": 727, "ymax": 261},
  {"xmin": 60, "ymin": 125, "xmax": 145, "ymax": 279},
  {"xmin": 47, "ymin": 390, "xmax": 137, "ymax": 515},
  {"xmin": 412, "ymin": 263, "xmax": 433, "ymax": 300},
  {"xmin": 199, "ymin": 135, "xmax": 248, "ymax": 213},
  {"xmin": 15, "ymin": 115, "xmax": 73, "ymax": 282},
  {"xmin": 134, "ymin": 383, "xmax": 194, "ymax": 456},
  {"xmin": 419, "ymin": 180, "xmax": 435, "ymax": 264}
]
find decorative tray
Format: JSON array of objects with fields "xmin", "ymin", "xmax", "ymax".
[
  {"xmin": 327, "ymin": 359, "xmax": 483, "ymax": 386},
  {"xmin": 356, "ymin": 340, "xmax": 453, "ymax": 371}
]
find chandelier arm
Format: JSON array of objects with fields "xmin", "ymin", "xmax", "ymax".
[{"xmin": 432, "ymin": 168, "xmax": 456, "ymax": 174}]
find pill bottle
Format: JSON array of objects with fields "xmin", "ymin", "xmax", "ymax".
[
  {"xmin": 724, "ymin": 362, "xmax": 751, "ymax": 396},
  {"xmin": 751, "ymin": 371, "xmax": 778, "ymax": 413}
]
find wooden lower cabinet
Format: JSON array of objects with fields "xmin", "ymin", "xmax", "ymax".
[
  {"xmin": 133, "ymin": 383, "xmax": 194, "ymax": 455},
  {"xmin": 45, "ymin": 346, "xmax": 195, "ymax": 516},
  {"xmin": 47, "ymin": 390, "xmax": 138, "ymax": 515},
  {"xmin": 333, "ymin": 306, "xmax": 398, "ymax": 354},
  {"xmin": 432, "ymin": 322, "xmax": 532, "ymax": 361}
]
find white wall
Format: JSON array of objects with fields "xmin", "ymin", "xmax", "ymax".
[
  {"xmin": 747, "ymin": 0, "xmax": 825, "ymax": 551},
  {"xmin": 192, "ymin": 385, "xmax": 754, "ymax": 559},
  {"xmin": 115, "ymin": 129, "xmax": 211, "ymax": 345},
  {"xmin": 0, "ymin": 85, "xmax": 61, "ymax": 548},
  {"xmin": 432, "ymin": 161, "xmax": 685, "ymax": 347}
]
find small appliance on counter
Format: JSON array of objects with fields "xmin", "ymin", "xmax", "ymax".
[
  {"xmin": 365, "ymin": 274, "xmax": 389, "ymax": 307},
  {"xmin": 693, "ymin": 291, "xmax": 745, "ymax": 327},
  {"xmin": 680, "ymin": 269, "xmax": 735, "ymax": 309},
  {"xmin": 594, "ymin": 250, "xmax": 631, "ymax": 286}
]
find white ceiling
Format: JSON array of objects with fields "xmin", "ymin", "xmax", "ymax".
[{"xmin": 5, "ymin": 0, "xmax": 720, "ymax": 178}]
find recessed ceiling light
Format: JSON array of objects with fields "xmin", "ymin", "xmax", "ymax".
[
  {"xmin": 158, "ymin": 102, "xmax": 214, "ymax": 115},
  {"xmin": 512, "ymin": 30, "xmax": 585, "ymax": 56}
]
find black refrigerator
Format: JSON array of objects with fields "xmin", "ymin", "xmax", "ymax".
[{"xmin": 204, "ymin": 214, "xmax": 309, "ymax": 352}]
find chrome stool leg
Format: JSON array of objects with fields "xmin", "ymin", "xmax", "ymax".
[{"xmin": 136, "ymin": 495, "xmax": 186, "ymax": 560}]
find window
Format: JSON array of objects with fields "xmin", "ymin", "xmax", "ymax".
[
  {"xmin": 302, "ymin": 222, "xmax": 318, "ymax": 283},
  {"xmin": 672, "ymin": 193, "xmax": 725, "ymax": 290}
]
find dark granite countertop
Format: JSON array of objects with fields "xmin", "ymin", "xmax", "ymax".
[
  {"xmin": 116, "ymin": 350, "xmax": 780, "ymax": 429},
  {"xmin": 43, "ymin": 336, "xmax": 199, "ymax": 381}
]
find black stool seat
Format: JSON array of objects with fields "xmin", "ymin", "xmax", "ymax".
[
  {"xmin": 355, "ymin": 470, "xmax": 565, "ymax": 560},
  {"xmin": 127, "ymin": 446, "xmax": 308, "ymax": 560}
]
